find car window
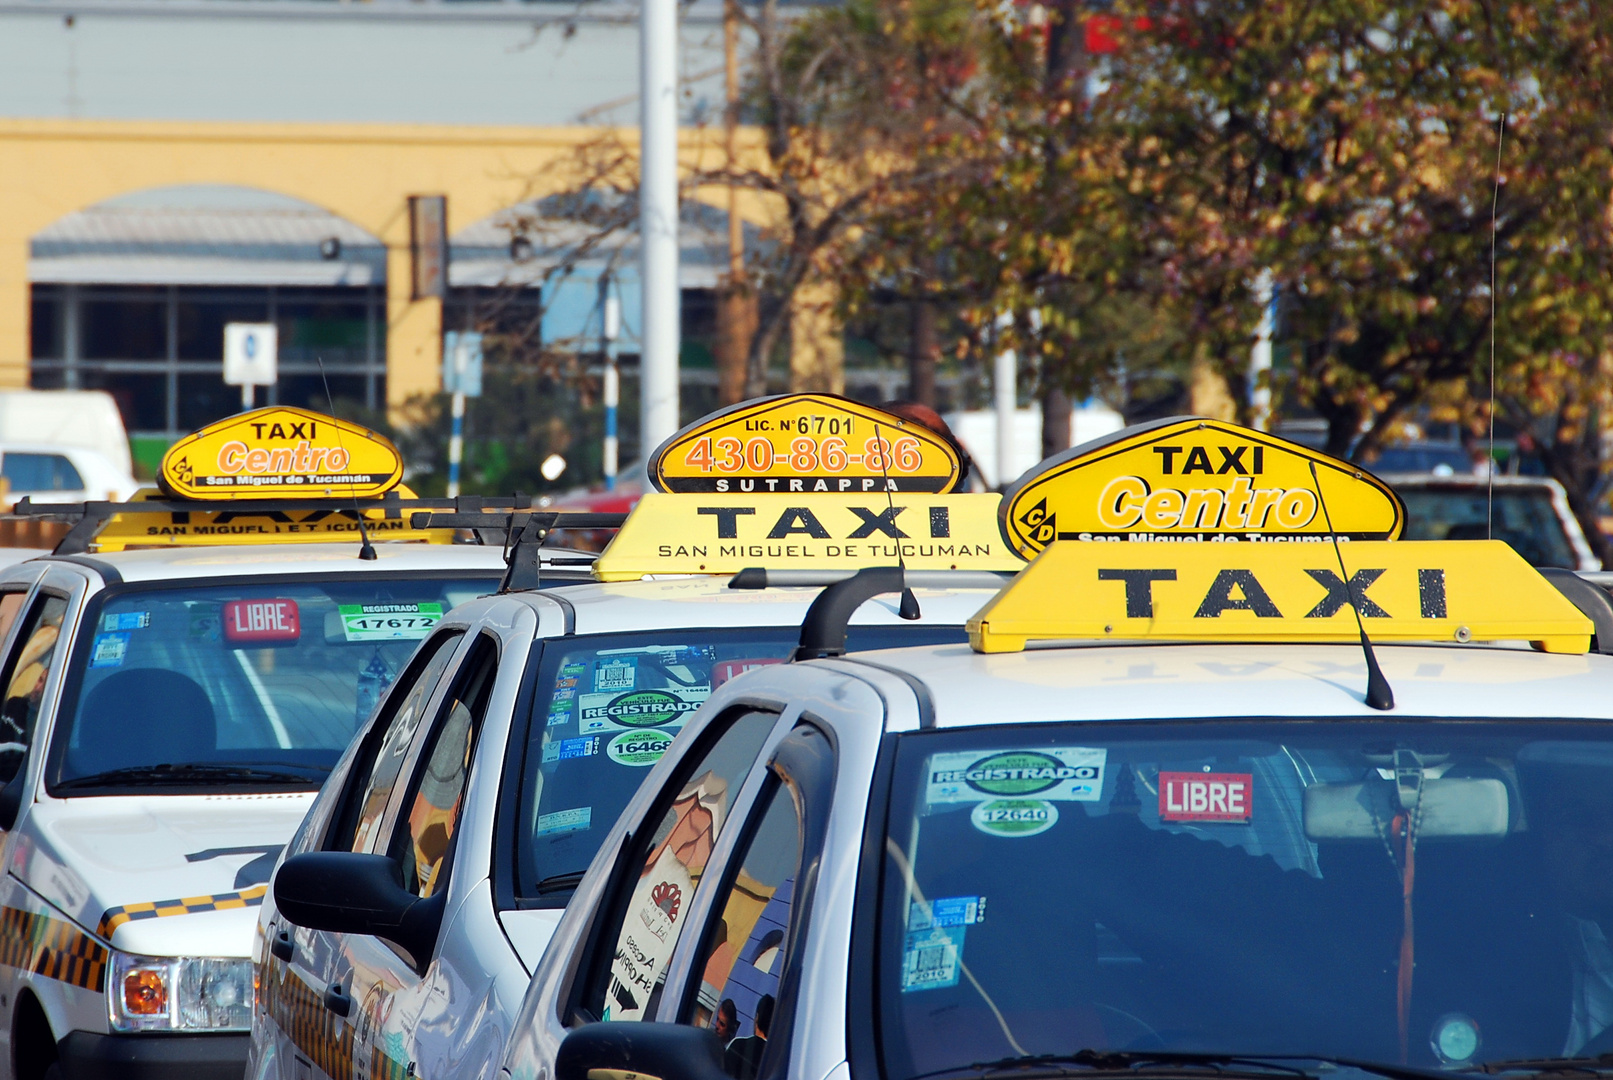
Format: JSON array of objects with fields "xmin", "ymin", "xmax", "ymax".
[
  {"xmin": 339, "ymin": 630, "xmax": 464, "ymax": 854},
  {"xmin": 2, "ymin": 452, "xmax": 82, "ymax": 492},
  {"xmin": 692, "ymin": 780, "xmax": 804, "ymax": 1080},
  {"xmin": 581, "ymin": 708, "xmax": 780, "ymax": 1025},
  {"xmin": 0, "ymin": 593, "xmax": 68, "ymax": 783},
  {"xmin": 44, "ymin": 577, "xmax": 495, "ymax": 798},
  {"xmin": 518, "ymin": 626, "xmax": 962, "ymax": 905},
  {"xmin": 1399, "ymin": 487, "xmax": 1577, "ymax": 568},
  {"xmin": 388, "ymin": 637, "xmax": 498, "ymax": 899},
  {"xmin": 0, "ymin": 591, "xmax": 30, "ymax": 651}
]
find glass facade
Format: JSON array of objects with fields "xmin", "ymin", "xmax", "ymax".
[{"xmin": 29, "ymin": 283, "xmax": 386, "ymax": 445}]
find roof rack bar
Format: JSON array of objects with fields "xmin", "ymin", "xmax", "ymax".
[
  {"xmin": 9, "ymin": 493, "xmax": 553, "ymax": 521},
  {"xmin": 731, "ymin": 568, "xmax": 1013, "ymax": 590},
  {"xmin": 408, "ymin": 512, "xmax": 628, "ymax": 531},
  {"xmin": 794, "ymin": 566, "xmax": 909, "ymax": 661}
]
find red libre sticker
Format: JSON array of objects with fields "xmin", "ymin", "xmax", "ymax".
[
  {"xmin": 713, "ymin": 658, "xmax": 784, "ymax": 688},
  {"xmin": 222, "ymin": 599, "xmax": 301, "ymax": 644},
  {"xmin": 1159, "ymin": 772, "xmax": 1253, "ymax": 823}
]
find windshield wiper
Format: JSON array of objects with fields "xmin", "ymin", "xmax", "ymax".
[
  {"xmin": 1473, "ymin": 1054, "xmax": 1613, "ymax": 1075},
  {"xmin": 533, "ymin": 871, "xmax": 586, "ymax": 895},
  {"xmin": 912, "ymin": 1050, "xmax": 1455, "ymax": 1080},
  {"xmin": 55, "ymin": 762, "xmax": 329, "ymax": 790}
]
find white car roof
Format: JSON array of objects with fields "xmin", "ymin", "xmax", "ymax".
[
  {"xmin": 476, "ymin": 577, "xmax": 1002, "ymax": 634},
  {"xmin": 23, "ymin": 541, "xmax": 517, "ymax": 582},
  {"xmin": 832, "ymin": 640, "xmax": 1613, "ymax": 725}
]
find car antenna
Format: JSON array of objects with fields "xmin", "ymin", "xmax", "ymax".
[
  {"xmin": 318, "ymin": 356, "xmax": 377, "ymax": 561},
  {"xmin": 1309, "ymin": 460, "xmax": 1392, "ymax": 710},
  {"xmin": 874, "ymin": 419, "xmax": 920, "ymax": 620}
]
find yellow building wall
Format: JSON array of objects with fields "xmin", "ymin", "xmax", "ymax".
[{"xmin": 0, "ymin": 119, "xmax": 774, "ymax": 414}]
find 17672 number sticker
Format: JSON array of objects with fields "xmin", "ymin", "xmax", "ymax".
[{"xmin": 339, "ymin": 602, "xmax": 444, "ymax": 642}]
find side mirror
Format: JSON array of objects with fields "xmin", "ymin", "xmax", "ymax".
[
  {"xmin": 273, "ymin": 852, "xmax": 443, "ymax": 973},
  {"xmin": 557, "ymin": 1023, "xmax": 729, "ymax": 1080}
]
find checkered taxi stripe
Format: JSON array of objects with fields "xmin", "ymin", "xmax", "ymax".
[
  {"xmin": 0, "ymin": 906, "xmax": 107, "ymax": 991},
  {"xmin": 258, "ymin": 952, "xmax": 411, "ymax": 1080},
  {"xmin": 96, "ymin": 884, "xmax": 268, "ymax": 940}
]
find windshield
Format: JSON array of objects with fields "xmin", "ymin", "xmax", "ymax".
[
  {"xmin": 47, "ymin": 575, "xmax": 499, "ymax": 792},
  {"xmin": 514, "ymin": 625, "xmax": 966, "ymax": 902},
  {"xmin": 1399, "ymin": 486, "xmax": 1576, "ymax": 568},
  {"xmin": 876, "ymin": 721, "xmax": 1613, "ymax": 1075}
]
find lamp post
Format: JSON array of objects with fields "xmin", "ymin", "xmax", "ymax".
[{"xmin": 640, "ymin": 0, "xmax": 681, "ymax": 466}]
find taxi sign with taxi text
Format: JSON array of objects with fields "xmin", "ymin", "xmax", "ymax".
[
  {"xmin": 999, "ymin": 417, "xmax": 1404, "ymax": 558},
  {"xmin": 649, "ymin": 394, "xmax": 963, "ymax": 494},
  {"xmin": 592, "ymin": 493, "xmax": 1022, "ymax": 580},
  {"xmin": 158, "ymin": 406, "xmax": 404, "ymax": 501},
  {"xmin": 967, "ymin": 540, "xmax": 1591, "ymax": 654},
  {"xmin": 90, "ymin": 487, "xmax": 446, "ymax": 551}
]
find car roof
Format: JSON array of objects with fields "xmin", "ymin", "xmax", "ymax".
[
  {"xmin": 828, "ymin": 640, "xmax": 1613, "ymax": 726},
  {"xmin": 474, "ymin": 577, "xmax": 1002, "ymax": 634},
  {"xmin": 1380, "ymin": 472, "xmax": 1562, "ymax": 490},
  {"xmin": 22, "ymin": 541, "xmax": 520, "ymax": 582}
]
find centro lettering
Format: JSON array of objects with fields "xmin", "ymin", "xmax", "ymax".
[
  {"xmin": 216, "ymin": 439, "xmax": 351, "ymax": 476},
  {"xmin": 1097, "ymin": 475, "xmax": 1317, "ymax": 531}
]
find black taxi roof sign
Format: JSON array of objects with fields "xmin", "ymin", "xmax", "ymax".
[
  {"xmin": 159, "ymin": 406, "xmax": 404, "ymax": 501},
  {"xmin": 648, "ymin": 393, "xmax": 963, "ymax": 494},
  {"xmin": 999, "ymin": 417, "xmax": 1405, "ymax": 559},
  {"xmin": 966, "ymin": 539, "xmax": 1592, "ymax": 655}
]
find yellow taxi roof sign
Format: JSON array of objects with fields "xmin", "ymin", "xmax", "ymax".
[
  {"xmin": 159, "ymin": 406, "xmax": 404, "ymax": 501},
  {"xmin": 967, "ymin": 540, "xmax": 1592, "ymax": 654},
  {"xmin": 91, "ymin": 485, "xmax": 450, "ymax": 551},
  {"xmin": 999, "ymin": 417, "xmax": 1404, "ymax": 559},
  {"xmin": 648, "ymin": 394, "xmax": 963, "ymax": 495},
  {"xmin": 592, "ymin": 493, "xmax": 1022, "ymax": 580}
]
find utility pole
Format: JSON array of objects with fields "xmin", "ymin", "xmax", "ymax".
[
  {"xmin": 641, "ymin": 0, "xmax": 681, "ymax": 460},
  {"xmin": 995, "ymin": 313, "xmax": 1016, "ymax": 491},
  {"xmin": 716, "ymin": 0, "xmax": 756, "ymax": 405},
  {"xmin": 1249, "ymin": 271, "xmax": 1276, "ymax": 431},
  {"xmin": 601, "ymin": 275, "xmax": 621, "ymax": 491}
]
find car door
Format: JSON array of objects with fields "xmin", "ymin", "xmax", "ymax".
[
  {"xmin": 659, "ymin": 723, "xmax": 835, "ymax": 1080},
  {"xmin": 341, "ymin": 632, "xmax": 501, "ymax": 1080},
  {"xmin": 259, "ymin": 627, "xmax": 466, "ymax": 1080}
]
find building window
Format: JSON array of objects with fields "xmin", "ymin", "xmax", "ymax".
[{"xmin": 29, "ymin": 284, "xmax": 387, "ymax": 454}]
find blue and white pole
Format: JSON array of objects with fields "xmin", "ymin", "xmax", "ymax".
[
  {"xmin": 447, "ymin": 336, "xmax": 468, "ymax": 498},
  {"xmin": 602, "ymin": 277, "xmax": 621, "ymax": 491},
  {"xmin": 1250, "ymin": 270, "xmax": 1277, "ymax": 432}
]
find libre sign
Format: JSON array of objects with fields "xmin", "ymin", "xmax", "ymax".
[
  {"xmin": 999, "ymin": 417, "xmax": 1405, "ymax": 558},
  {"xmin": 648, "ymin": 393, "xmax": 963, "ymax": 494},
  {"xmin": 158, "ymin": 406, "xmax": 404, "ymax": 501}
]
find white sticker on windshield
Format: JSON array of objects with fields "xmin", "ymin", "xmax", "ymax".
[
  {"xmin": 902, "ymin": 925, "xmax": 965, "ymax": 992},
  {"xmin": 90, "ymin": 632, "xmax": 129, "ymax": 668},
  {"xmin": 578, "ymin": 687, "xmax": 709, "ymax": 735},
  {"xmin": 926, "ymin": 748, "xmax": 1107, "ymax": 805},
  {"xmin": 536, "ymin": 806, "xmax": 592, "ymax": 837},
  {"xmin": 338, "ymin": 603, "xmax": 443, "ymax": 642},
  {"xmin": 102, "ymin": 611, "xmax": 150, "ymax": 632},
  {"xmin": 593, "ymin": 658, "xmax": 637, "ymax": 692}
]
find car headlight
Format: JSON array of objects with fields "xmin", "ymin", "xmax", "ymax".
[{"xmin": 108, "ymin": 951, "xmax": 253, "ymax": 1032}]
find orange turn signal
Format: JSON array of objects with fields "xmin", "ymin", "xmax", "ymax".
[{"xmin": 122, "ymin": 968, "xmax": 167, "ymax": 1016}]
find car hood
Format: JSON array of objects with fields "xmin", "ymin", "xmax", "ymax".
[{"xmin": 11, "ymin": 791, "xmax": 315, "ymax": 957}]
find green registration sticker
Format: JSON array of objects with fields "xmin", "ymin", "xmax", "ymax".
[{"xmin": 339, "ymin": 602, "xmax": 444, "ymax": 642}]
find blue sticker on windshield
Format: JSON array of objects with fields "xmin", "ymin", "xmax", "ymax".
[
  {"xmin": 908, "ymin": 895, "xmax": 986, "ymax": 932},
  {"xmin": 536, "ymin": 806, "xmax": 591, "ymax": 837},
  {"xmin": 594, "ymin": 658, "xmax": 637, "ymax": 692},
  {"xmin": 902, "ymin": 925, "xmax": 965, "ymax": 992},
  {"xmin": 90, "ymin": 632, "xmax": 129, "ymax": 668},
  {"xmin": 542, "ymin": 736, "xmax": 600, "ymax": 764},
  {"xmin": 102, "ymin": 612, "xmax": 150, "ymax": 633}
]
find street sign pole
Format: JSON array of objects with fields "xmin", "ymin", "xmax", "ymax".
[
  {"xmin": 443, "ymin": 331, "xmax": 484, "ymax": 499},
  {"xmin": 224, "ymin": 323, "xmax": 278, "ymax": 413},
  {"xmin": 641, "ymin": 0, "xmax": 681, "ymax": 469},
  {"xmin": 602, "ymin": 276, "xmax": 622, "ymax": 491}
]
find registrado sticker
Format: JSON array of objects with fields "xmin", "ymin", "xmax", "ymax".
[
  {"xmin": 927, "ymin": 748, "xmax": 1107, "ymax": 805},
  {"xmin": 578, "ymin": 687, "xmax": 710, "ymax": 734},
  {"xmin": 971, "ymin": 799, "xmax": 1058, "ymax": 837},
  {"xmin": 1158, "ymin": 771, "xmax": 1253, "ymax": 823},
  {"xmin": 339, "ymin": 602, "xmax": 443, "ymax": 642}
]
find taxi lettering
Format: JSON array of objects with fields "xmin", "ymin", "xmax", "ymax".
[
  {"xmin": 1096, "ymin": 565, "xmax": 1447, "ymax": 621},
  {"xmin": 1152, "ymin": 444, "xmax": 1265, "ymax": 475},
  {"xmin": 696, "ymin": 505, "xmax": 951, "ymax": 540},
  {"xmin": 1096, "ymin": 476, "xmax": 1318, "ymax": 532},
  {"xmin": 217, "ymin": 440, "xmax": 352, "ymax": 477}
]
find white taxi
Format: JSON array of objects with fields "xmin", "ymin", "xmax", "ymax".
[
  {"xmin": 0, "ymin": 406, "xmax": 593, "ymax": 1080},
  {"xmin": 250, "ymin": 394, "xmax": 1028, "ymax": 1080},
  {"xmin": 499, "ymin": 418, "xmax": 1613, "ymax": 1080}
]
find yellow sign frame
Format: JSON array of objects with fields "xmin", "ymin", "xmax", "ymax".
[
  {"xmin": 967, "ymin": 540, "xmax": 1591, "ymax": 654},
  {"xmin": 91, "ymin": 487, "xmax": 449, "ymax": 550},
  {"xmin": 158, "ymin": 406, "xmax": 405, "ymax": 501},
  {"xmin": 647, "ymin": 394, "xmax": 963, "ymax": 495},
  {"xmin": 592, "ymin": 493, "xmax": 1022, "ymax": 580},
  {"xmin": 999, "ymin": 417, "xmax": 1405, "ymax": 558}
]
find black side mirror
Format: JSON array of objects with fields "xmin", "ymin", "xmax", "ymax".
[
  {"xmin": 557, "ymin": 1023, "xmax": 729, "ymax": 1080},
  {"xmin": 273, "ymin": 852, "xmax": 444, "ymax": 974}
]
